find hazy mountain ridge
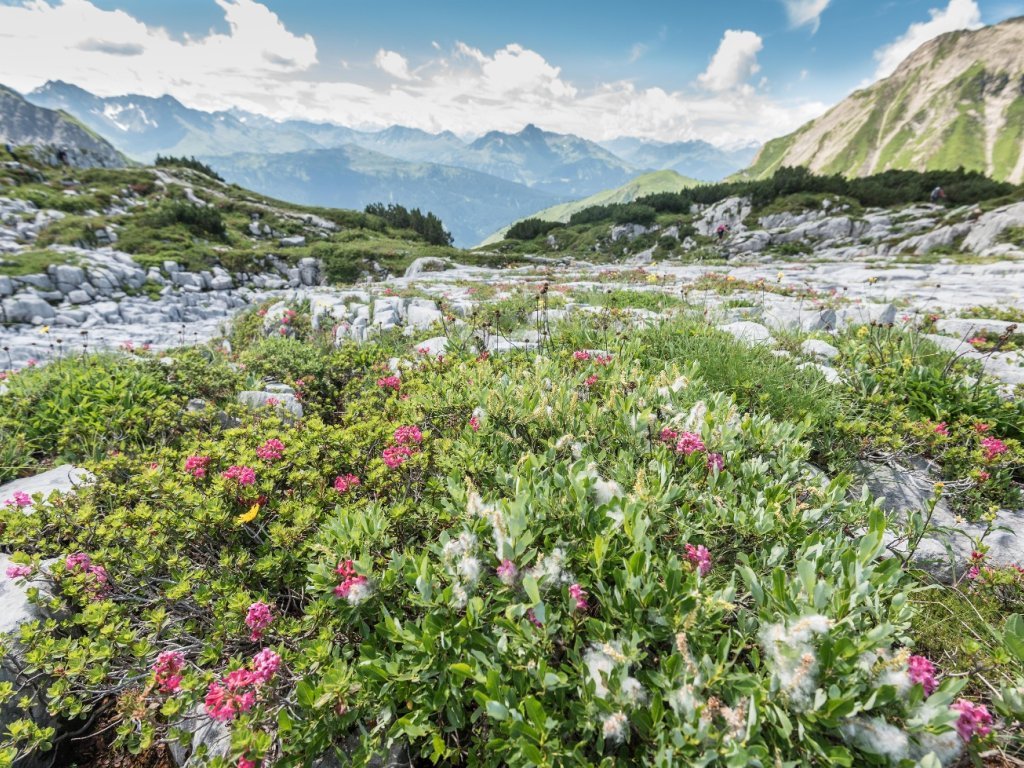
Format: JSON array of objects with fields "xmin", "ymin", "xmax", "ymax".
[
  {"xmin": 201, "ymin": 144, "xmax": 558, "ymax": 247},
  {"xmin": 740, "ymin": 16, "xmax": 1024, "ymax": 183}
]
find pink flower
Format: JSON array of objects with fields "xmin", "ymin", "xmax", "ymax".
[
  {"xmin": 685, "ymin": 544, "xmax": 712, "ymax": 576},
  {"xmin": 239, "ymin": 759, "xmax": 257, "ymax": 768},
  {"xmin": 975, "ymin": 423, "xmax": 991, "ymax": 433},
  {"xmin": 497, "ymin": 559, "xmax": 518, "ymax": 585},
  {"xmin": 527, "ymin": 609, "xmax": 543, "ymax": 628},
  {"xmin": 675, "ymin": 432, "xmax": 706, "ymax": 456},
  {"xmin": 951, "ymin": 699, "xmax": 993, "ymax": 741},
  {"xmin": 204, "ymin": 679, "xmax": 256, "ymax": 722},
  {"xmin": 4, "ymin": 491, "xmax": 32, "ymax": 507},
  {"xmin": 907, "ymin": 655, "xmax": 937, "ymax": 695},
  {"xmin": 65, "ymin": 552, "xmax": 93, "ymax": 572},
  {"xmin": 568, "ymin": 583, "xmax": 589, "ymax": 611},
  {"xmin": 251, "ymin": 648, "xmax": 281, "ymax": 685},
  {"xmin": 26, "ymin": 359, "xmax": 36, "ymax": 367},
  {"xmin": 382, "ymin": 445, "xmax": 413, "ymax": 469},
  {"xmin": 594, "ymin": 354, "xmax": 613, "ymax": 366},
  {"xmin": 978, "ymin": 470, "xmax": 991, "ymax": 482},
  {"xmin": 222, "ymin": 465, "xmax": 257, "ymax": 486},
  {"xmin": 5, "ymin": 564, "xmax": 32, "ymax": 579},
  {"xmin": 153, "ymin": 650, "xmax": 185, "ymax": 694},
  {"xmin": 968, "ymin": 336, "xmax": 986, "ymax": 345},
  {"xmin": 573, "ymin": 350, "xmax": 591, "ymax": 362},
  {"xmin": 184, "ymin": 455, "xmax": 210, "ymax": 478},
  {"xmin": 584, "ymin": 374, "xmax": 599, "ymax": 388},
  {"xmin": 706, "ymin": 453, "xmax": 724, "ymax": 473},
  {"xmin": 265, "ymin": 397, "xmax": 280, "ymax": 407},
  {"xmin": 255, "ymin": 439, "xmax": 285, "ymax": 461},
  {"xmin": 245, "ymin": 602, "xmax": 273, "ymax": 641},
  {"xmin": 981, "ymin": 437, "xmax": 1008, "ymax": 461},
  {"xmin": 334, "ymin": 560, "xmax": 372, "ymax": 604},
  {"xmin": 934, "ymin": 422, "xmax": 949, "ymax": 436},
  {"xmin": 394, "ymin": 425, "xmax": 423, "ymax": 445},
  {"xmin": 469, "ymin": 416, "xmax": 480, "ymax": 432},
  {"xmin": 967, "ymin": 565, "xmax": 981, "ymax": 580},
  {"xmin": 333, "ymin": 474, "xmax": 361, "ymax": 494},
  {"xmin": 660, "ymin": 428, "xmax": 679, "ymax": 444},
  {"xmin": 278, "ymin": 326, "xmax": 287, "ymax": 336}
]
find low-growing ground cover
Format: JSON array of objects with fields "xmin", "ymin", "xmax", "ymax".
[{"xmin": 0, "ymin": 305, "xmax": 1022, "ymax": 767}]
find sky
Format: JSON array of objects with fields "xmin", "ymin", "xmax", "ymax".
[{"xmin": 0, "ymin": 0, "xmax": 1022, "ymax": 147}]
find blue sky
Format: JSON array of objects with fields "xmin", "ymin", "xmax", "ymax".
[{"xmin": 1, "ymin": 0, "xmax": 1022, "ymax": 145}]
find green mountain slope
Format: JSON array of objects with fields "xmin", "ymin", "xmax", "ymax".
[
  {"xmin": 478, "ymin": 169, "xmax": 699, "ymax": 246},
  {"xmin": 739, "ymin": 16, "xmax": 1024, "ymax": 183}
]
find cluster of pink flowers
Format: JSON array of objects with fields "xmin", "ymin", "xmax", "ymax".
[
  {"xmin": 245, "ymin": 602, "xmax": 273, "ymax": 641},
  {"xmin": 568, "ymin": 583, "xmax": 589, "ymax": 611},
  {"xmin": 120, "ymin": 341, "xmax": 135, "ymax": 351},
  {"xmin": 255, "ymin": 439, "xmax": 285, "ymax": 461},
  {"xmin": 238, "ymin": 758, "xmax": 257, "ymax": 768},
  {"xmin": 685, "ymin": 544, "xmax": 712, "ymax": 576},
  {"xmin": 377, "ymin": 375, "xmax": 401, "ymax": 391},
  {"xmin": 907, "ymin": 655, "xmax": 937, "ymax": 695},
  {"xmin": 660, "ymin": 428, "xmax": 679, "ymax": 444},
  {"xmin": 5, "ymin": 564, "xmax": 32, "ymax": 579},
  {"xmin": 184, "ymin": 455, "xmax": 210, "ymax": 478},
  {"xmin": 333, "ymin": 474, "xmax": 361, "ymax": 494},
  {"xmin": 64, "ymin": 553, "xmax": 109, "ymax": 597},
  {"xmin": 934, "ymin": 422, "xmax": 949, "ymax": 437},
  {"xmin": 205, "ymin": 649, "xmax": 281, "ymax": 722},
  {"xmin": 222, "ymin": 465, "xmax": 257, "ymax": 486},
  {"xmin": 975, "ymin": 423, "xmax": 991, "ymax": 433},
  {"xmin": 951, "ymin": 699, "xmax": 993, "ymax": 741},
  {"xmin": 981, "ymin": 437, "xmax": 1008, "ymax": 461},
  {"xmin": 706, "ymin": 453, "xmax": 724, "ymax": 473},
  {"xmin": 469, "ymin": 416, "xmax": 480, "ymax": 432},
  {"xmin": 573, "ymin": 350, "xmax": 591, "ymax": 362},
  {"xmin": 967, "ymin": 550, "xmax": 986, "ymax": 580},
  {"xmin": 675, "ymin": 432, "xmax": 706, "ymax": 456},
  {"xmin": 497, "ymin": 559, "xmax": 518, "ymax": 585},
  {"xmin": 334, "ymin": 560, "xmax": 371, "ymax": 604},
  {"xmin": 383, "ymin": 426, "xmax": 423, "ymax": 469},
  {"xmin": 382, "ymin": 445, "xmax": 413, "ymax": 469},
  {"xmin": 152, "ymin": 650, "xmax": 185, "ymax": 693},
  {"xmin": 594, "ymin": 354, "xmax": 613, "ymax": 366},
  {"xmin": 4, "ymin": 491, "xmax": 31, "ymax": 507},
  {"xmin": 584, "ymin": 374, "xmax": 599, "ymax": 389}
]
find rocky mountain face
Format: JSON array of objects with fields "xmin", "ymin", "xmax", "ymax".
[
  {"xmin": 201, "ymin": 145, "xmax": 558, "ymax": 247},
  {"xmin": 742, "ymin": 16, "xmax": 1024, "ymax": 183},
  {"xmin": 0, "ymin": 85, "xmax": 124, "ymax": 168}
]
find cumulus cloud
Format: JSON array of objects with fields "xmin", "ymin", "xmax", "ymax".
[
  {"xmin": 374, "ymin": 49, "xmax": 414, "ymax": 80},
  {"xmin": 872, "ymin": 0, "xmax": 983, "ymax": 79},
  {"xmin": 782, "ymin": 0, "xmax": 832, "ymax": 33},
  {"xmin": 697, "ymin": 30, "xmax": 764, "ymax": 92},
  {"xmin": 0, "ymin": 0, "xmax": 825, "ymax": 146}
]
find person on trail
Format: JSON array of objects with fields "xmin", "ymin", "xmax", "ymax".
[
  {"xmin": 930, "ymin": 186, "xmax": 946, "ymax": 204},
  {"xmin": 716, "ymin": 223, "xmax": 730, "ymax": 242}
]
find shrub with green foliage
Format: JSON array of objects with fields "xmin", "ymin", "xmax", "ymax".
[
  {"xmin": 505, "ymin": 218, "xmax": 565, "ymax": 241},
  {"xmin": 364, "ymin": 203, "xmax": 453, "ymax": 247},
  {"xmin": 1, "ymin": 314, "xmax": 1018, "ymax": 767},
  {"xmin": 155, "ymin": 155, "xmax": 225, "ymax": 182}
]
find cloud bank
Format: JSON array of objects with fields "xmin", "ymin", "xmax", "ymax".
[{"xmin": 0, "ymin": 0, "xmax": 828, "ymax": 146}]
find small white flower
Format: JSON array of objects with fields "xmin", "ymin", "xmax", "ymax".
[
  {"xmin": 911, "ymin": 728, "xmax": 963, "ymax": 765},
  {"xmin": 840, "ymin": 717, "xmax": 910, "ymax": 763},
  {"xmin": 570, "ymin": 442, "xmax": 583, "ymax": 459},
  {"xmin": 458, "ymin": 555, "xmax": 481, "ymax": 584},
  {"xmin": 592, "ymin": 477, "xmax": 623, "ymax": 506},
  {"xmin": 620, "ymin": 677, "xmax": 647, "ymax": 705},
  {"xmin": 669, "ymin": 685, "xmax": 697, "ymax": 717},
  {"xmin": 554, "ymin": 434, "xmax": 573, "ymax": 450},
  {"xmin": 346, "ymin": 581, "xmax": 373, "ymax": 605},
  {"xmin": 451, "ymin": 582, "xmax": 468, "ymax": 609},
  {"xmin": 601, "ymin": 711, "xmax": 628, "ymax": 744}
]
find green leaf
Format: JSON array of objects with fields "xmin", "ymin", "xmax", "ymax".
[
  {"xmin": 1004, "ymin": 614, "xmax": 1024, "ymax": 662},
  {"xmin": 486, "ymin": 701, "xmax": 509, "ymax": 721},
  {"xmin": 522, "ymin": 575, "xmax": 541, "ymax": 605}
]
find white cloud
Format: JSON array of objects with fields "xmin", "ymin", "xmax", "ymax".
[
  {"xmin": 628, "ymin": 42, "xmax": 648, "ymax": 63},
  {"xmin": 782, "ymin": 0, "xmax": 832, "ymax": 33},
  {"xmin": 872, "ymin": 0, "xmax": 983, "ymax": 79},
  {"xmin": 697, "ymin": 30, "xmax": 763, "ymax": 92},
  {"xmin": 374, "ymin": 49, "xmax": 414, "ymax": 80},
  {"xmin": 0, "ymin": 0, "xmax": 825, "ymax": 146}
]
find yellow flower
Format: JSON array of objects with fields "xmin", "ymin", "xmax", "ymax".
[
  {"xmin": 39, "ymin": 325, "xmax": 50, "ymax": 334},
  {"xmin": 646, "ymin": 275, "xmax": 659, "ymax": 284},
  {"xmin": 857, "ymin": 326, "xmax": 869, "ymax": 338},
  {"xmin": 725, "ymin": 275, "xmax": 736, "ymax": 283},
  {"xmin": 776, "ymin": 271, "xmax": 784, "ymax": 282},
  {"xmin": 236, "ymin": 504, "xmax": 260, "ymax": 524}
]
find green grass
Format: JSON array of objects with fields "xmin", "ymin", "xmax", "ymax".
[
  {"xmin": 0, "ymin": 249, "xmax": 78, "ymax": 277},
  {"xmin": 993, "ymin": 96, "xmax": 1024, "ymax": 181}
]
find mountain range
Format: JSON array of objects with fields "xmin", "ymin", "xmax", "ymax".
[{"xmin": 741, "ymin": 16, "xmax": 1024, "ymax": 183}]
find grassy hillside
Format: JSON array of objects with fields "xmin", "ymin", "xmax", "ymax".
[
  {"xmin": 0, "ymin": 145, "xmax": 510, "ymax": 282},
  {"xmin": 479, "ymin": 170, "xmax": 700, "ymax": 246}
]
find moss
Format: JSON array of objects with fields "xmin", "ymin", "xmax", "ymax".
[{"xmin": 0, "ymin": 249, "xmax": 78, "ymax": 277}]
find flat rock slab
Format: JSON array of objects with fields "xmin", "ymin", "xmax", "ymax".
[
  {"xmin": 0, "ymin": 464, "xmax": 93, "ymax": 511},
  {"xmin": 855, "ymin": 460, "xmax": 1024, "ymax": 580}
]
